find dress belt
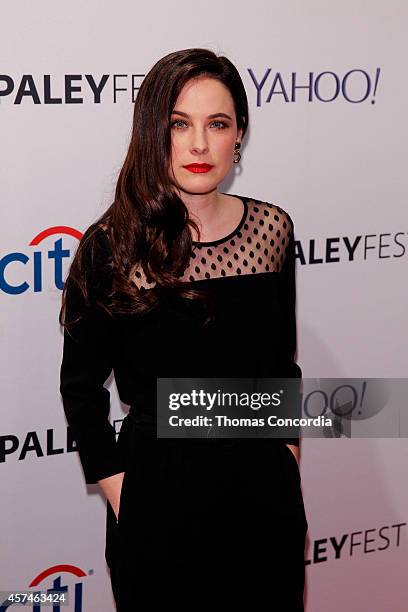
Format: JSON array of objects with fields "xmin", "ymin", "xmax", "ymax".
[
  {"xmin": 126, "ymin": 409, "xmax": 238, "ymax": 449},
  {"xmin": 126, "ymin": 410, "xmax": 156, "ymax": 426}
]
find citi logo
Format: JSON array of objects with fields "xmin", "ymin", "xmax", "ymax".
[
  {"xmin": 0, "ymin": 564, "xmax": 89, "ymax": 611},
  {"xmin": 0, "ymin": 226, "xmax": 81, "ymax": 295}
]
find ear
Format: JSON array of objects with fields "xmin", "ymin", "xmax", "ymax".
[{"xmin": 237, "ymin": 127, "xmax": 244, "ymax": 142}]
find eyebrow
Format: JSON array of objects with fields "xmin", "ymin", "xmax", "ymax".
[{"xmin": 171, "ymin": 110, "xmax": 233, "ymax": 121}]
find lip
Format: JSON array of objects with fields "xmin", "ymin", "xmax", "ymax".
[{"xmin": 183, "ymin": 163, "xmax": 214, "ymax": 173}]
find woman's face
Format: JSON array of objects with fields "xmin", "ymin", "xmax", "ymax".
[{"xmin": 169, "ymin": 77, "xmax": 243, "ymax": 195}]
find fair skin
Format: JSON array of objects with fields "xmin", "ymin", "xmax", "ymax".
[
  {"xmin": 99, "ymin": 472, "xmax": 124, "ymax": 521},
  {"xmin": 99, "ymin": 77, "xmax": 299, "ymax": 521},
  {"xmin": 169, "ymin": 76, "xmax": 245, "ymax": 242}
]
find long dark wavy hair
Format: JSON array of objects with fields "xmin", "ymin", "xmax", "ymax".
[{"xmin": 59, "ymin": 47, "xmax": 249, "ymax": 329}]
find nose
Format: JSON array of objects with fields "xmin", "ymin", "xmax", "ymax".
[{"xmin": 190, "ymin": 128, "xmax": 209, "ymax": 156}]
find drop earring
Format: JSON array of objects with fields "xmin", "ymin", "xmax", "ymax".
[{"xmin": 233, "ymin": 141, "xmax": 241, "ymax": 164}]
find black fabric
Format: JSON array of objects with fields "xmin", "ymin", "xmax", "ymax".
[
  {"xmin": 59, "ymin": 194, "xmax": 307, "ymax": 609},
  {"xmin": 107, "ymin": 423, "xmax": 308, "ymax": 609}
]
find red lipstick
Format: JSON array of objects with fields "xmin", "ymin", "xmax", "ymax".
[{"xmin": 183, "ymin": 163, "xmax": 214, "ymax": 173}]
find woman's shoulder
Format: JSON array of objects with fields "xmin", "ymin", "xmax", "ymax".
[
  {"xmin": 66, "ymin": 223, "xmax": 113, "ymax": 306},
  {"xmin": 88, "ymin": 222, "xmax": 112, "ymax": 250},
  {"xmin": 241, "ymin": 194, "xmax": 296, "ymax": 234},
  {"xmin": 75, "ymin": 223, "xmax": 113, "ymax": 269}
]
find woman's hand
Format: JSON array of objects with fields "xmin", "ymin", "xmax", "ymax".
[
  {"xmin": 97, "ymin": 472, "xmax": 125, "ymax": 521},
  {"xmin": 285, "ymin": 444, "xmax": 300, "ymax": 466}
]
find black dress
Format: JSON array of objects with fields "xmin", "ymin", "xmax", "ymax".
[{"xmin": 59, "ymin": 194, "xmax": 308, "ymax": 610}]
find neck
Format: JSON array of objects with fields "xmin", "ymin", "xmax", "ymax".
[{"xmin": 175, "ymin": 187, "xmax": 223, "ymax": 239}]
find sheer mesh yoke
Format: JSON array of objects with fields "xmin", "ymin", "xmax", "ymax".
[{"xmin": 131, "ymin": 196, "xmax": 294, "ymax": 290}]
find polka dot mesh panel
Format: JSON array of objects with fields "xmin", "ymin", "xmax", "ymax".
[{"xmin": 131, "ymin": 197, "xmax": 294, "ymax": 290}]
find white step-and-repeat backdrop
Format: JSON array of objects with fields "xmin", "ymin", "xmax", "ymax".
[{"xmin": 2, "ymin": 1, "xmax": 407, "ymax": 610}]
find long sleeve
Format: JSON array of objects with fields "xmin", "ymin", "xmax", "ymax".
[
  {"xmin": 59, "ymin": 228, "xmax": 125, "ymax": 484},
  {"xmin": 279, "ymin": 214, "xmax": 302, "ymax": 447}
]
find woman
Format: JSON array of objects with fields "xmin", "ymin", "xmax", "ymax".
[{"xmin": 59, "ymin": 47, "xmax": 308, "ymax": 610}]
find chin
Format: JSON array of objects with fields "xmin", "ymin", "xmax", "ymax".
[
  {"xmin": 176, "ymin": 178, "xmax": 220, "ymax": 193},
  {"xmin": 180, "ymin": 186, "xmax": 218, "ymax": 196}
]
